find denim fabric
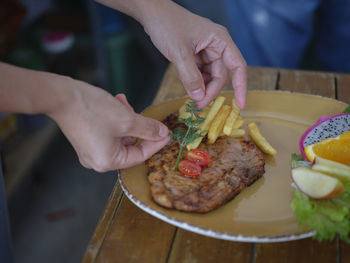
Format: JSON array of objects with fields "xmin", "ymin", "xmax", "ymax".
[
  {"xmin": 0, "ymin": 159, "xmax": 13, "ymax": 263},
  {"xmin": 224, "ymin": 0, "xmax": 350, "ymax": 72}
]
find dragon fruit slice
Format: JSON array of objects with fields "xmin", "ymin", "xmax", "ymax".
[{"xmin": 299, "ymin": 113, "xmax": 350, "ymax": 160}]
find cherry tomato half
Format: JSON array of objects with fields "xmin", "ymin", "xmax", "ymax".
[
  {"xmin": 187, "ymin": 149, "xmax": 211, "ymax": 166},
  {"xmin": 178, "ymin": 160, "xmax": 202, "ymax": 178}
]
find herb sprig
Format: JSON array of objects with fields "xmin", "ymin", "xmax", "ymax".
[{"xmin": 170, "ymin": 102, "xmax": 205, "ymax": 170}]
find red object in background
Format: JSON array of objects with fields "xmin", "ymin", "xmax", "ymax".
[
  {"xmin": 45, "ymin": 208, "xmax": 75, "ymax": 223},
  {"xmin": 41, "ymin": 31, "xmax": 74, "ymax": 54},
  {"xmin": 0, "ymin": 1, "xmax": 26, "ymax": 59}
]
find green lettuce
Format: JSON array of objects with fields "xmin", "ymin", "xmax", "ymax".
[
  {"xmin": 343, "ymin": 106, "xmax": 350, "ymax": 114},
  {"xmin": 291, "ymin": 153, "xmax": 311, "ymax": 169},
  {"xmin": 291, "ymin": 181, "xmax": 350, "ymax": 242}
]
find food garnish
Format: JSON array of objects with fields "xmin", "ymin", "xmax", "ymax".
[
  {"xmin": 187, "ymin": 149, "xmax": 211, "ymax": 167},
  {"xmin": 170, "ymin": 101, "xmax": 205, "ymax": 171},
  {"xmin": 178, "ymin": 160, "xmax": 202, "ymax": 178}
]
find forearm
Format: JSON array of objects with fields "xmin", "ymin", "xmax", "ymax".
[
  {"xmin": 95, "ymin": 0, "xmax": 173, "ymax": 26},
  {"xmin": 0, "ymin": 62, "xmax": 74, "ymax": 115}
]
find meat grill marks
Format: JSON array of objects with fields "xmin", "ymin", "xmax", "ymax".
[{"xmin": 145, "ymin": 112, "xmax": 265, "ymax": 213}]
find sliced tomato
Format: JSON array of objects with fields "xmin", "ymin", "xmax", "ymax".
[
  {"xmin": 187, "ymin": 149, "xmax": 211, "ymax": 166},
  {"xmin": 178, "ymin": 160, "xmax": 202, "ymax": 178}
]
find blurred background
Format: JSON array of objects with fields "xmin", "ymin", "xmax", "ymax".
[{"xmin": 0, "ymin": 0, "xmax": 349, "ymax": 262}]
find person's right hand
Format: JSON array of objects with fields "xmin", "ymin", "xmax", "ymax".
[
  {"xmin": 139, "ymin": 1, "xmax": 247, "ymax": 109},
  {"xmin": 48, "ymin": 78, "xmax": 170, "ymax": 172}
]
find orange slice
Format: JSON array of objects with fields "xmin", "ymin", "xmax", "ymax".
[{"xmin": 304, "ymin": 130, "xmax": 350, "ymax": 164}]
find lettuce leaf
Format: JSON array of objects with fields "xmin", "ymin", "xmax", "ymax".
[
  {"xmin": 343, "ymin": 106, "xmax": 350, "ymax": 114},
  {"xmin": 291, "ymin": 184, "xmax": 350, "ymax": 242},
  {"xmin": 291, "ymin": 153, "xmax": 311, "ymax": 169}
]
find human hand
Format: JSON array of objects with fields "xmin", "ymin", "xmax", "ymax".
[
  {"xmin": 140, "ymin": 1, "xmax": 247, "ymax": 109},
  {"xmin": 49, "ymin": 79, "xmax": 170, "ymax": 172}
]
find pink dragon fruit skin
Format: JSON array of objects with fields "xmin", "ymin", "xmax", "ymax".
[{"xmin": 299, "ymin": 113, "xmax": 350, "ymax": 160}]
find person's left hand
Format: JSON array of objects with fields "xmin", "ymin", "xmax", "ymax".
[{"xmin": 48, "ymin": 78, "xmax": 170, "ymax": 172}]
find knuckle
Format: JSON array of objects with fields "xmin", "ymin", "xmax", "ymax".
[
  {"xmin": 178, "ymin": 74, "xmax": 202, "ymax": 89},
  {"xmin": 216, "ymin": 24, "xmax": 229, "ymax": 35}
]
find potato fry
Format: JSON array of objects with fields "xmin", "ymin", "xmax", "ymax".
[
  {"xmin": 187, "ymin": 96, "xmax": 226, "ymax": 150},
  {"xmin": 232, "ymin": 117, "xmax": 244, "ymax": 129},
  {"xmin": 208, "ymin": 105, "xmax": 232, "ymax": 144},
  {"xmin": 229, "ymin": 129, "xmax": 246, "ymax": 138},
  {"xmin": 248, "ymin": 122, "xmax": 277, "ymax": 155},
  {"xmin": 220, "ymin": 128, "xmax": 245, "ymax": 138},
  {"xmin": 223, "ymin": 99, "xmax": 240, "ymax": 136}
]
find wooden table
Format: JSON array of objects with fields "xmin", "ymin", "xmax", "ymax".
[{"xmin": 82, "ymin": 65, "xmax": 350, "ymax": 263}]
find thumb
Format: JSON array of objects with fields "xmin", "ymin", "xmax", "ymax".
[
  {"xmin": 174, "ymin": 51, "xmax": 205, "ymax": 101},
  {"xmin": 126, "ymin": 113, "xmax": 169, "ymax": 141}
]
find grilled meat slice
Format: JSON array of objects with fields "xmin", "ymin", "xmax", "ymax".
[{"xmin": 145, "ymin": 113, "xmax": 265, "ymax": 213}]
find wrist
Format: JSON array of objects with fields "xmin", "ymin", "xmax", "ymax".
[{"xmin": 38, "ymin": 72, "xmax": 77, "ymax": 118}]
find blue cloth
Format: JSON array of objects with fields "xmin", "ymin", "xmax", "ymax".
[
  {"xmin": 224, "ymin": 0, "xmax": 350, "ymax": 72},
  {"xmin": 0, "ymin": 159, "xmax": 13, "ymax": 263}
]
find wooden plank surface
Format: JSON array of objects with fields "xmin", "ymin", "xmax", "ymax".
[
  {"xmin": 82, "ymin": 182, "xmax": 123, "ymax": 263},
  {"xmin": 168, "ymin": 230, "xmax": 253, "ymax": 263},
  {"xmin": 278, "ymin": 69, "xmax": 335, "ymax": 97},
  {"xmin": 337, "ymin": 73, "xmax": 350, "ymax": 105},
  {"xmin": 255, "ymin": 239, "xmax": 338, "ymax": 263},
  {"xmin": 95, "ymin": 196, "xmax": 176, "ymax": 263}
]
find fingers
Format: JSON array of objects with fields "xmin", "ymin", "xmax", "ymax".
[
  {"xmin": 222, "ymin": 40, "xmax": 248, "ymax": 109},
  {"xmin": 174, "ymin": 51, "xmax": 206, "ymax": 101},
  {"xmin": 231, "ymin": 66, "xmax": 247, "ymax": 109},
  {"xmin": 124, "ymin": 113, "xmax": 169, "ymax": 142},
  {"xmin": 121, "ymin": 136, "xmax": 137, "ymax": 145},
  {"xmin": 115, "ymin": 93, "xmax": 134, "ymax": 112},
  {"xmin": 114, "ymin": 137, "xmax": 170, "ymax": 169},
  {"xmin": 195, "ymin": 60, "xmax": 228, "ymax": 108}
]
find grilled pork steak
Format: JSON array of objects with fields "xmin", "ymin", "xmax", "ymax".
[{"xmin": 145, "ymin": 113, "xmax": 265, "ymax": 213}]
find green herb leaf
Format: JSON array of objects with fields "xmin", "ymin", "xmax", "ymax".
[
  {"xmin": 343, "ymin": 106, "xmax": 350, "ymax": 114},
  {"xmin": 291, "ymin": 184, "xmax": 350, "ymax": 243},
  {"xmin": 171, "ymin": 102, "xmax": 205, "ymax": 170},
  {"xmin": 291, "ymin": 153, "xmax": 312, "ymax": 169}
]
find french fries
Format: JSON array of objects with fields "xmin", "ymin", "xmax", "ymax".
[
  {"xmin": 187, "ymin": 96, "xmax": 226, "ymax": 150},
  {"xmin": 232, "ymin": 116, "xmax": 244, "ymax": 129},
  {"xmin": 247, "ymin": 122, "xmax": 277, "ymax": 155},
  {"xmin": 223, "ymin": 99, "xmax": 240, "ymax": 136},
  {"xmin": 208, "ymin": 105, "xmax": 232, "ymax": 144},
  {"xmin": 178, "ymin": 96, "xmax": 277, "ymax": 158},
  {"xmin": 220, "ymin": 128, "xmax": 245, "ymax": 138}
]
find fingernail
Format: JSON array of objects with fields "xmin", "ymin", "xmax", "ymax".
[
  {"xmin": 191, "ymin": 89, "xmax": 204, "ymax": 101},
  {"xmin": 159, "ymin": 125, "xmax": 168, "ymax": 137}
]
